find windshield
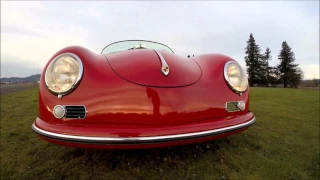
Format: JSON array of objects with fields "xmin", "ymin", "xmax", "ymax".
[{"xmin": 101, "ymin": 40, "xmax": 174, "ymax": 54}]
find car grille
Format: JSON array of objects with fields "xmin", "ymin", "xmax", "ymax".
[
  {"xmin": 65, "ymin": 106, "xmax": 87, "ymax": 119},
  {"xmin": 225, "ymin": 102, "xmax": 240, "ymax": 112}
]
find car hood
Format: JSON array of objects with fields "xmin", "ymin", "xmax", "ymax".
[{"xmin": 104, "ymin": 49, "xmax": 201, "ymax": 87}]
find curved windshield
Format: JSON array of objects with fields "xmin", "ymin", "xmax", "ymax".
[{"xmin": 101, "ymin": 40, "xmax": 174, "ymax": 54}]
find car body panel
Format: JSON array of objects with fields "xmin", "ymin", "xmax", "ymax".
[
  {"xmin": 105, "ymin": 49, "xmax": 201, "ymax": 87},
  {"xmin": 34, "ymin": 44, "xmax": 254, "ymax": 149}
]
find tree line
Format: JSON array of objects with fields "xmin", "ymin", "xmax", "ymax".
[{"xmin": 245, "ymin": 33, "xmax": 303, "ymax": 88}]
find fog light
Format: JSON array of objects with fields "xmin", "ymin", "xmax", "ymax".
[
  {"xmin": 53, "ymin": 105, "xmax": 65, "ymax": 118},
  {"xmin": 237, "ymin": 101, "xmax": 246, "ymax": 111}
]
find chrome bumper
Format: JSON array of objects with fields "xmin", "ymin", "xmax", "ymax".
[{"xmin": 32, "ymin": 116, "xmax": 255, "ymax": 144}]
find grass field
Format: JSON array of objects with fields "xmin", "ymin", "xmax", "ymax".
[
  {"xmin": 1, "ymin": 87, "xmax": 319, "ymax": 180},
  {"xmin": 0, "ymin": 84, "xmax": 38, "ymax": 95}
]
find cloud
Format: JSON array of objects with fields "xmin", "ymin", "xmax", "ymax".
[
  {"xmin": 0, "ymin": 55, "xmax": 41, "ymax": 78},
  {"xmin": 0, "ymin": 1, "xmax": 319, "ymax": 79},
  {"xmin": 300, "ymin": 65, "xmax": 320, "ymax": 80},
  {"xmin": 1, "ymin": 25, "xmax": 45, "ymax": 37}
]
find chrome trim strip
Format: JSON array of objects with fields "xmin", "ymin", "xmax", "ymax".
[
  {"xmin": 32, "ymin": 116, "xmax": 255, "ymax": 144},
  {"xmin": 154, "ymin": 50, "xmax": 170, "ymax": 76}
]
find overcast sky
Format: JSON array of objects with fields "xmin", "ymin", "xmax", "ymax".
[{"xmin": 1, "ymin": 1, "xmax": 319, "ymax": 79}]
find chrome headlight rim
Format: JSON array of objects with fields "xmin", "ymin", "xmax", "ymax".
[
  {"xmin": 45, "ymin": 53, "xmax": 84, "ymax": 96},
  {"xmin": 223, "ymin": 61, "xmax": 248, "ymax": 94}
]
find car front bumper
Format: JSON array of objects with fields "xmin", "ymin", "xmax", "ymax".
[{"xmin": 32, "ymin": 112, "xmax": 255, "ymax": 149}]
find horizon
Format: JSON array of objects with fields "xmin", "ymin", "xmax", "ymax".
[{"xmin": 1, "ymin": 73, "xmax": 319, "ymax": 81}]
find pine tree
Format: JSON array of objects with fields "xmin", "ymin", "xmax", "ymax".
[
  {"xmin": 244, "ymin": 33, "xmax": 264, "ymax": 86},
  {"xmin": 268, "ymin": 66, "xmax": 281, "ymax": 85},
  {"xmin": 277, "ymin": 41, "xmax": 299, "ymax": 88},
  {"xmin": 262, "ymin": 48, "xmax": 272, "ymax": 85},
  {"xmin": 291, "ymin": 67, "xmax": 304, "ymax": 88}
]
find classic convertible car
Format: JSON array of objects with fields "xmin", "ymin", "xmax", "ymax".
[{"xmin": 32, "ymin": 40, "xmax": 255, "ymax": 149}]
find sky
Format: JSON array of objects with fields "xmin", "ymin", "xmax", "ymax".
[{"xmin": 1, "ymin": 1, "xmax": 319, "ymax": 79}]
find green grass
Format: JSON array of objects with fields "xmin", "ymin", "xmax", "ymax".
[{"xmin": 1, "ymin": 87, "xmax": 319, "ymax": 180}]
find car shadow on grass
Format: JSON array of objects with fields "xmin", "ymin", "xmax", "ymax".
[{"xmin": 57, "ymin": 138, "xmax": 235, "ymax": 171}]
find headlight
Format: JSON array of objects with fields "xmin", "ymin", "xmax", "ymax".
[
  {"xmin": 224, "ymin": 61, "xmax": 248, "ymax": 93},
  {"xmin": 45, "ymin": 53, "xmax": 83, "ymax": 95}
]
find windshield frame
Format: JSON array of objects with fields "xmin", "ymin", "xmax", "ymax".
[{"xmin": 100, "ymin": 40, "xmax": 175, "ymax": 54}]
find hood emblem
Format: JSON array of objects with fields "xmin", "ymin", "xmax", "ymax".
[
  {"xmin": 162, "ymin": 65, "xmax": 169, "ymax": 76},
  {"xmin": 154, "ymin": 50, "xmax": 170, "ymax": 76}
]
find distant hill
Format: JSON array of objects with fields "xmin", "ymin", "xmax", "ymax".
[
  {"xmin": 300, "ymin": 79, "xmax": 320, "ymax": 87},
  {"xmin": 0, "ymin": 74, "xmax": 41, "ymax": 83}
]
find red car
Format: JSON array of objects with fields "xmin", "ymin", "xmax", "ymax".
[{"xmin": 32, "ymin": 40, "xmax": 255, "ymax": 149}]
